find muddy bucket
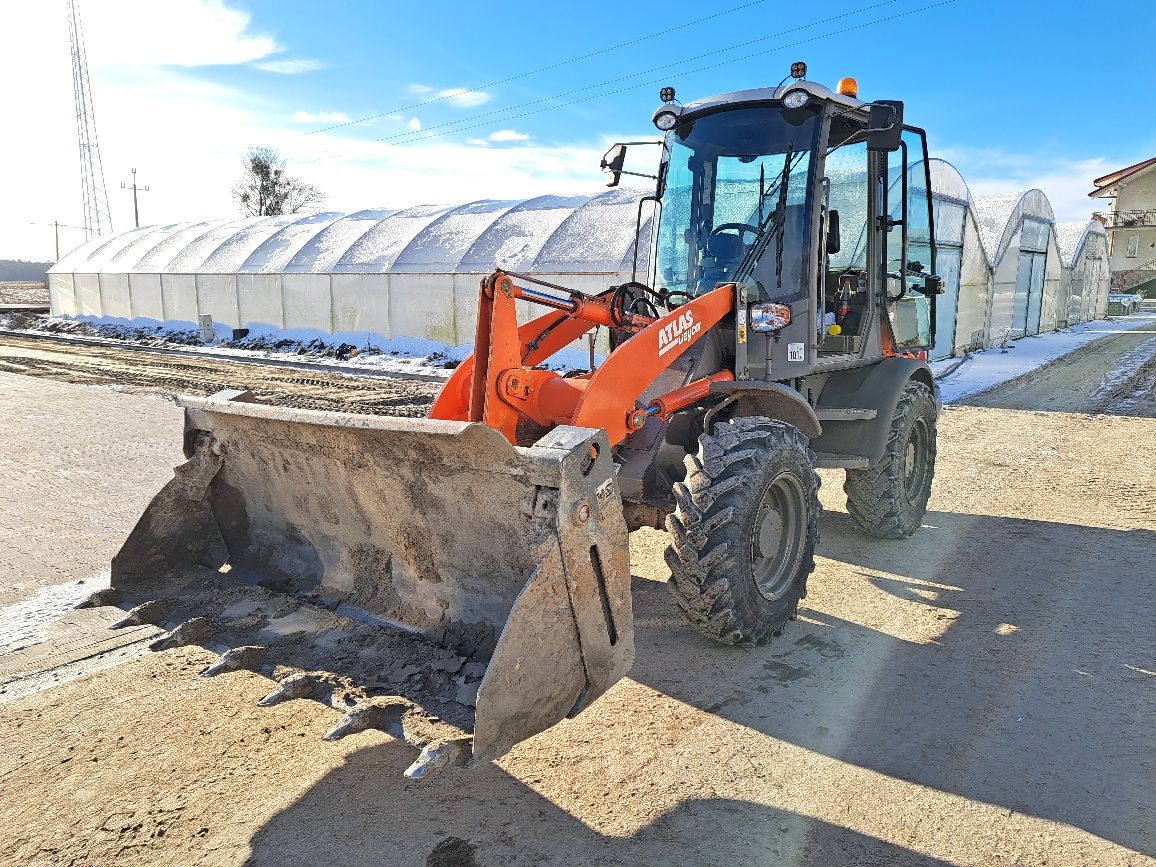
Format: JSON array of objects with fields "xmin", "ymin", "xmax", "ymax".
[{"xmin": 106, "ymin": 389, "xmax": 633, "ymax": 777}]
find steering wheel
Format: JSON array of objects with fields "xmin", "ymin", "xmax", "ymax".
[
  {"xmin": 708, "ymin": 223, "xmax": 761, "ymax": 251},
  {"xmin": 612, "ymin": 280, "xmax": 695, "ymax": 318}
]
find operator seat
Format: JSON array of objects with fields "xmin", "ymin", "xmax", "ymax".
[{"xmin": 696, "ymin": 231, "xmax": 744, "ymax": 295}]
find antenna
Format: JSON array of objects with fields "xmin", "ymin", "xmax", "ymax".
[{"xmin": 66, "ymin": 0, "xmax": 112, "ymax": 240}]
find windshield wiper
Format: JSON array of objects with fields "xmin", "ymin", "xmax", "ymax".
[{"xmin": 734, "ymin": 146, "xmax": 803, "ymax": 286}]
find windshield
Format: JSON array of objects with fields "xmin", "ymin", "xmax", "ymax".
[{"xmin": 654, "ymin": 104, "xmax": 820, "ymax": 300}]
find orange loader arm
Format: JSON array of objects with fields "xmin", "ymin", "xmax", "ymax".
[{"xmin": 430, "ymin": 271, "xmax": 735, "ymax": 446}]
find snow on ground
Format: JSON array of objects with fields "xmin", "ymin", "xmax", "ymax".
[
  {"xmin": 1087, "ymin": 333, "xmax": 1156, "ymax": 413},
  {"xmin": 5, "ymin": 310, "xmax": 1153, "ymax": 398},
  {"xmin": 0, "ymin": 314, "xmax": 603, "ymax": 378},
  {"xmin": 0, "ymin": 571, "xmax": 110, "ymax": 655},
  {"xmin": 931, "ymin": 312, "xmax": 1156, "ymax": 403}
]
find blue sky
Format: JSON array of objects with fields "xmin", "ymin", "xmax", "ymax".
[{"xmin": 3, "ymin": 0, "xmax": 1154, "ymax": 260}]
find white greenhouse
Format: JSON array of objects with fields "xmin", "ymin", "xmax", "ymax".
[
  {"xmin": 48, "ymin": 178, "xmax": 1107, "ymax": 360},
  {"xmin": 48, "ymin": 189, "xmax": 653, "ymax": 350}
]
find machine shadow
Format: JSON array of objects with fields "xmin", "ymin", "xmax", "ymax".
[
  {"xmin": 246, "ymin": 740, "xmax": 952, "ymax": 867},
  {"xmin": 627, "ymin": 509, "xmax": 1156, "ymax": 857}
]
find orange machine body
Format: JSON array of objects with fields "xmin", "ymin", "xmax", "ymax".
[{"xmin": 429, "ymin": 271, "xmax": 736, "ymax": 446}]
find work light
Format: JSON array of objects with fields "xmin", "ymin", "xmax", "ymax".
[{"xmin": 782, "ymin": 89, "xmax": 810, "ymax": 110}]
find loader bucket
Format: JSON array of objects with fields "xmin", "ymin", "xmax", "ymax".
[{"xmin": 109, "ymin": 389, "xmax": 633, "ymax": 773}]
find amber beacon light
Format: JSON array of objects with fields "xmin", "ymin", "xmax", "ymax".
[{"xmin": 836, "ymin": 77, "xmax": 858, "ymax": 98}]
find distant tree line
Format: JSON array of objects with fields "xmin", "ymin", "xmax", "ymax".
[{"xmin": 0, "ymin": 260, "xmax": 51, "ymax": 281}]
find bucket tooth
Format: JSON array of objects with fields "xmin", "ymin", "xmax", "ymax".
[
  {"xmin": 109, "ymin": 599, "xmax": 169, "ymax": 629},
  {"xmin": 149, "ymin": 616, "xmax": 213, "ymax": 651},
  {"xmin": 323, "ymin": 698, "xmax": 411, "ymax": 742},
  {"xmin": 75, "ymin": 588, "xmax": 122, "ymax": 609},
  {"xmin": 200, "ymin": 645, "xmax": 267, "ymax": 677},
  {"xmin": 257, "ymin": 672, "xmax": 337, "ymax": 708},
  {"xmin": 403, "ymin": 737, "xmax": 472, "ymax": 781}
]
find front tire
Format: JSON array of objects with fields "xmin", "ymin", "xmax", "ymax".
[
  {"xmin": 665, "ymin": 417, "xmax": 820, "ymax": 646},
  {"xmin": 844, "ymin": 379, "xmax": 937, "ymax": 539}
]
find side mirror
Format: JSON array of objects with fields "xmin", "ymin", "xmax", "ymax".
[
  {"xmin": 826, "ymin": 209, "xmax": 841, "ymax": 254},
  {"xmin": 601, "ymin": 144, "xmax": 626, "ymax": 187},
  {"xmin": 866, "ymin": 100, "xmax": 904, "ymax": 152}
]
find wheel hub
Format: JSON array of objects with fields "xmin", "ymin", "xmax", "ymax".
[
  {"xmin": 904, "ymin": 418, "xmax": 930, "ymax": 501},
  {"xmin": 750, "ymin": 473, "xmax": 807, "ymax": 601}
]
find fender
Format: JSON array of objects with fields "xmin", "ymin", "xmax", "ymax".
[
  {"xmin": 708, "ymin": 380, "xmax": 822, "ymax": 439},
  {"xmin": 809, "ymin": 357, "xmax": 937, "ymax": 464}
]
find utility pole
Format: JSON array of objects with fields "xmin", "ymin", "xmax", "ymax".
[
  {"xmin": 28, "ymin": 221, "xmax": 84, "ymax": 262},
  {"xmin": 120, "ymin": 168, "xmax": 149, "ymax": 228}
]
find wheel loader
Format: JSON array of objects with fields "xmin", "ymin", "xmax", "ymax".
[{"xmin": 99, "ymin": 68, "xmax": 942, "ymax": 778}]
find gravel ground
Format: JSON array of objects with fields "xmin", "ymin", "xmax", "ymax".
[{"xmin": 0, "ymin": 338, "xmax": 1153, "ymax": 866}]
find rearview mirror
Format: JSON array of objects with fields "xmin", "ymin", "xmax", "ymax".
[
  {"xmin": 826, "ymin": 209, "xmax": 841, "ymax": 254},
  {"xmin": 866, "ymin": 100, "xmax": 904, "ymax": 152},
  {"xmin": 601, "ymin": 144, "xmax": 626, "ymax": 187}
]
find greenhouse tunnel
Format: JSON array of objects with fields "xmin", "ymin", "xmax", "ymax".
[{"xmin": 48, "ymin": 171, "xmax": 1109, "ymax": 362}]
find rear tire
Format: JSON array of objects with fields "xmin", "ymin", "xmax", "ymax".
[
  {"xmin": 844, "ymin": 379, "xmax": 937, "ymax": 539},
  {"xmin": 665, "ymin": 417, "xmax": 820, "ymax": 646}
]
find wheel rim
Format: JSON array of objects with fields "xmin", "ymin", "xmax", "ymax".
[
  {"xmin": 904, "ymin": 417, "xmax": 931, "ymax": 502},
  {"xmin": 750, "ymin": 472, "xmax": 807, "ymax": 601}
]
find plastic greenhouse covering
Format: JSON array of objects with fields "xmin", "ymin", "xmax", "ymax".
[{"xmin": 48, "ymin": 173, "xmax": 1110, "ymax": 357}]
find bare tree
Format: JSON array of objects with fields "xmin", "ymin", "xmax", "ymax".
[{"xmin": 232, "ymin": 146, "xmax": 324, "ymax": 216}]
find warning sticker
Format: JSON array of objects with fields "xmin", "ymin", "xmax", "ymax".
[{"xmin": 595, "ymin": 478, "xmax": 617, "ymax": 513}]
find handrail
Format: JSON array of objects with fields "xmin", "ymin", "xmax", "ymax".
[
  {"xmin": 1093, "ymin": 209, "xmax": 1156, "ymax": 229},
  {"xmin": 1114, "ymin": 253, "xmax": 1156, "ymax": 289}
]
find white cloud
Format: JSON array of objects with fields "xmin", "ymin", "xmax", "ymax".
[
  {"xmin": 466, "ymin": 139, "xmax": 490, "ymax": 147},
  {"xmin": 407, "ymin": 117, "xmax": 422, "ymax": 132},
  {"xmin": 85, "ymin": 0, "xmax": 280, "ymax": 67},
  {"xmin": 290, "ymin": 110, "xmax": 350, "ymax": 124},
  {"xmin": 253, "ymin": 58, "xmax": 324, "ymax": 74},
  {"xmin": 439, "ymin": 88, "xmax": 491, "ymax": 108},
  {"xmin": 935, "ymin": 145, "xmax": 1113, "ymax": 222},
  {"xmin": 406, "ymin": 85, "xmax": 491, "ymax": 107},
  {"xmin": 489, "ymin": 129, "xmax": 530, "ymax": 143}
]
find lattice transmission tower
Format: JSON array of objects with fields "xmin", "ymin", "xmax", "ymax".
[{"xmin": 66, "ymin": 0, "xmax": 112, "ymax": 240}]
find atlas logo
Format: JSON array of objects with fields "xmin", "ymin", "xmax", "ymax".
[{"xmin": 657, "ymin": 310, "xmax": 701, "ymax": 357}]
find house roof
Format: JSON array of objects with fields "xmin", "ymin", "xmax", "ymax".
[{"xmin": 1088, "ymin": 156, "xmax": 1156, "ymax": 198}]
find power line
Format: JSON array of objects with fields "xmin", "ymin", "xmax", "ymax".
[
  {"xmin": 294, "ymin": 0, "xmax": 903, "ymax": 164},
  {"xmin": 302, "ymin": 0, "xmax": 774, "ymax": 136},
  {"xmin": 295, "ymin": 0, "xmax": 958, "ymax": 165}
]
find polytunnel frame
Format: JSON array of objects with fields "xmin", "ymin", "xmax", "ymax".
[
  {"xmin": 46, "ymin": 183, "xmax": 1106, "ymax": 360},
  {"xmin": 46, "ymin": 190, "xmax": 657, "ymax": 351},
  {"xmin": 973, "ymin": 190, "xmax": 1060, "ymax": 342}
]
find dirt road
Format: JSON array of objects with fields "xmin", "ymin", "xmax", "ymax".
[
  {"xmin": 0, "ymin": 341, "xmax": 1153, "ymax": 865},
  {"xmin": 964, "ymin": 323, "xmax": 1156, "ymax": 415}
]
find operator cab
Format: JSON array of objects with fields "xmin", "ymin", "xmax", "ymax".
[{"xmin": 604, "ymin": 71, "xmax": 941, "ymax": 379}]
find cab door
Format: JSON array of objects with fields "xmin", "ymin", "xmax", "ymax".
[{"xmin": 883, "ymin": 128, "xmax": 937, "ymax": 350}]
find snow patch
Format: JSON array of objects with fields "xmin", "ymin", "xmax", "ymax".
[
  {"xmin": 0, "ymin": 571, "xmax": 110, "ymax": 655},
  {"xmin": 931, "ymin": 313, "xmax": 1156, "ymax": 403}
]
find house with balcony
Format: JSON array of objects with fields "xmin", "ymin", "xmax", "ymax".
[{"xmin": 1090, "ymin": 156, "xmax": 1156, "ymax": 295}]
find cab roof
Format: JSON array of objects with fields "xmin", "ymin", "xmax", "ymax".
[{"xmin": 678, "ymin": 80, "xmax": 867, "ymax": 117}]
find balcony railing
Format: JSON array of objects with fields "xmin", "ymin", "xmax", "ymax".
[{"xmin": 1094, "ymin": 209, "xmax": 1156, "ymax": 229}]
